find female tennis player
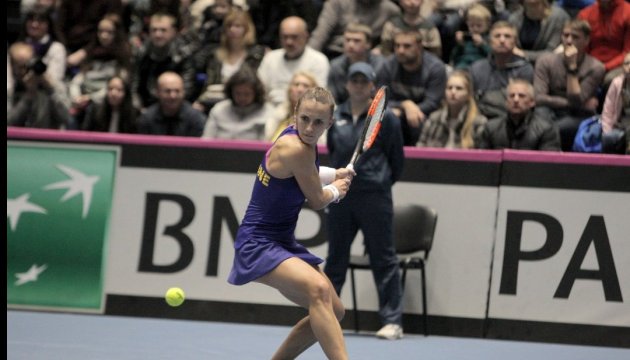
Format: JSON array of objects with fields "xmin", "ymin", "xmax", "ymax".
[{"xmin": 228, "ymin": 87, "xmax": 355, "ymax": 360}]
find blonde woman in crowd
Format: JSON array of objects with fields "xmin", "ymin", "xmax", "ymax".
[
  {"xmin": 417, "ymin": 70, "xmax": 487, "ymax": 148},
  {"xmin": 192, "ymin": 8, "xmax": 265, "ymax": 114},
  {"xmin": 265, "ymin": 71, "xmax": 321, "ymax": 143}
]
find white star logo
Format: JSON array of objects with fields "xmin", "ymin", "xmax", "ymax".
[
  {"xmin": 6, "ymin": 193, "xmax": 47, "ymax": 232},
  {"xmin": 15, "ymin": 264, "xmax": 48, "ymax": 286},
  {"xmin": 44, "ymin": 164, "xmax": 100, "ymax": 218}
]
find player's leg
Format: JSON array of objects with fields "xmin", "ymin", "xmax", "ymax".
[
  {"xmin": 257, "ymin": 258, "xmax": 347, "ymax": 360},
  {"xmin": 269, "ymin": 270, "xmax": 345, "ymax": 359}
]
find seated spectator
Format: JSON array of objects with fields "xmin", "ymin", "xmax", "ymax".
[
  {"xmin": 82, "ymin": 75, "xmax": 139, "ymax": 133},
  {"xmin": 534, "ymin": 19, "xmax": 605, "ymax": 151},
  {"xmin": 7, "ymin": 42, "xmax": 70, "ymax": 129},
  {"xmin": 66, "ymin": 13, "xmax": 130, "ymax": 70},
  {"xmin": 56, "ymin": 0, "xmax": 123, "ymax": 53},
  {"xmin": 428, "ymin": 0, "xmax": 478, "ymax": 63},
  {"xmin": 378, "ymin": 0, "xmax": 442, "ymax": 58},
  {"xmin": 247, "ymin": 0, "xmax": 320, "ymax": 50},
  {"xmin": 192, "ymin": 8, "xmax": 265, "ymax": 114},
  {"xmin": 133, "ymin": 12, "xmax": 196, "ymax": 110},
  {"xmin": 67, "ymin": 14, "xmax": 132, "ymax": 127},
  {"xmin": 450, "ymin": 3, "xmax": 492, "ymax": 70},
  {"xmin": 266, "ymin": 71, "xmax": 319, "ymax": 143},
  {"xmin": 417, "ymin": 70, "xmax": 487, "ymax": 148},
  {"xmin": 257, "ymin": 16, "xmax": 329, "ymax": 108},
  {"xmin": 556, "ymin": 0, "xmax": 595, "ymax": 18},
  {"xmin": 376, "ymin": 29, "xmax": 447, "ymax": 146},
  {"xmin": 328, "ymin": 23, "xmax": 385, "ymax": 105},
  {"xmin": 202, "ymin": 67, "xmax": 274, "ymax": 140},
  {"xmin": 600, "ymin": 52, "xmax": 630, "ymax": 153},
  {"xmin": 198, "ymin": 0, "xmax": 233, "ymax": 48},
  {"xmin": 578, "ymin": 0, "xmax": 630, "ymax": 87},
  {"xmin": 190, "ymin": 0, "xmax": 245, "ymax": 31},
  {"xmin": 137, "ymin": 72, "xmax": 206, "ymax": 136},
  {"xmin": 308, "ymin": 0, "xmax": 401, "ymax": 59},
  {"xmin": 470, "ymin": 21, "xmax": 534, "ymax": 121},
  {"xmin": 509, "ymin": 0, "xmax": 570, "ymax": 65},
  {"xmin": 18, "ymin": 6, "xmax": 67, "ymax": 85},
  {"xmin": 477, "ymin": 78, "xmax": 561, "ymax": 150}
]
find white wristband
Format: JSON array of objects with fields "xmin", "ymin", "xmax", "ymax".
[
  {"xmin": 323, "ymin": 184, "xmax": 340, "ymax": 203},
  {"xmin": 319, "ymin": 166, "xmax": 336, "ymax": 185}
]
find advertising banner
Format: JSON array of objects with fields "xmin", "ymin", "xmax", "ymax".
[{"xmin": 7, "ymin": 142, "xmax": 117, "ymax": 312}]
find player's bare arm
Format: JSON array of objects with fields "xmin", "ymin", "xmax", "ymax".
[{"xmin": 267, "ymin": 135, "xmax": 349, "ymax": 210}]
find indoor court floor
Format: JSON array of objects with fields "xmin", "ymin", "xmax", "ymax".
[{"xmin": 8, "ymin": 310, "xmax": 629, "ymax": 360}]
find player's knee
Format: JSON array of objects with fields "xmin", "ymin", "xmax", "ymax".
[{"xmin": 309, "ymin": 278, "xmax": 333, "ymax": 304}]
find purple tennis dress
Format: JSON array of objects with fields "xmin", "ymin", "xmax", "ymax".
[{"xmin": 228, "ymin": 126, "xmax": 324, "ymax": 285}]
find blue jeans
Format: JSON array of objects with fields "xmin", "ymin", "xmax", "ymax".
[{"xmin": 324, "ymin": 190, "xmax": 403, "ymax": 326}]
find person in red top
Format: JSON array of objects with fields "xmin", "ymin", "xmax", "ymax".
[{"xmin": 578, "ymin": 0, "xmax": 630, "ymax": 86}]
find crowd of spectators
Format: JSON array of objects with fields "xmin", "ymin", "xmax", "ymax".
[{"xmin": 6, "ymin": 0, "xmax": 630, "ymax": 153}]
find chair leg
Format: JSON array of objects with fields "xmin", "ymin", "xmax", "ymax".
[
  {"xmin": 401, "ymin": 267, "xmax": 407, "ymax": 292},
  {"xmin": 350, "ymin": 268, "xmax": 359, "ymax": 333},
  {"xmin": 421, "ymin": 268, "xmax": 428, "ymax": 336}
]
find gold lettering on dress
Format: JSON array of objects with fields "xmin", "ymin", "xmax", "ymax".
[{"xmin": 257, "ymin": 165, "xmax": 270, "ymax": 186}]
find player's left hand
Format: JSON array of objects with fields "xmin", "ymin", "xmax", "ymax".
[{"xmin": 336, "ymin": 167, "xmax": 356, "ymax": 180}]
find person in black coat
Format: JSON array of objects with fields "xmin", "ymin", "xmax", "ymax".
[{"xmin": 477, "ymin": 78, "xmax": 561, "ymax": 151}]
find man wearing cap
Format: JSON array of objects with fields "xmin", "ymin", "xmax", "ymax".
[{"xmin": 324, "ymin": 62, "xmax": 406, "ymax": 340}]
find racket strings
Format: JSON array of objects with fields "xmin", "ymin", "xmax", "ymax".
[{"xmin": 362, "ymin": 89, "xmax": 387, "ymax": 150}]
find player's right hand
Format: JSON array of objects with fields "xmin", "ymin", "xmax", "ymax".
[{"xmin": 332, "ymin": 177, "xmax": 351, "ymax": 200}]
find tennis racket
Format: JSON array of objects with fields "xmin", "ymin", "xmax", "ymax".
[{"xmin": 347, "ymin": 85, "xmax": 388, "ymax": 170}]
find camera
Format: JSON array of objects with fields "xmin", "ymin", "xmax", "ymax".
[
  {"xmin": 27, "ymin": 58, "xmax": 48, "ymax": 75},
  {"xmin": 462, "ymin": 32, "xmax": 473, "ymax": 41}
]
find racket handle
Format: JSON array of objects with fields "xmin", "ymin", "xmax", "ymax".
[{"xmin": 346, "ymin": 163, "xmax": 354, "ymax": 171}]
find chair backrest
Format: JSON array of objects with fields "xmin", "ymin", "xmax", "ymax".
[{"xmin": 393, "ymin": 204, "xmax": 438, "ymax": 258}]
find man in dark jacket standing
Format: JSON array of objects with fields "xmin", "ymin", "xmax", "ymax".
[
  {"xmin": 477, "ymin": 78, "xmax": 561, "ymax": 151},
  {"xmin": 324, "ymin": 62, "xmax": 405, "ymax": 340}
]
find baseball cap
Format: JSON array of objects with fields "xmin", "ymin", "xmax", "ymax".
[{"xmin": 347, "ymin": 62, "xmax": 375, "ymax": 82}]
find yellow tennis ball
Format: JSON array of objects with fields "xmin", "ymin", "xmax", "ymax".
[{"xmin": 165, "ymin": 287, "xmax": 185, "ymax": 307}]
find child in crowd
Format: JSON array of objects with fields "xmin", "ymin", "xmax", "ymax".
[{"xmin": 450, "ymin": 3, "xmax": 492, "ymax": 70}]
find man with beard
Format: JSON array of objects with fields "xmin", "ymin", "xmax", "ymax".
[
  {"xmin": 376, "ymin": 29, "xmax": 447, "ymax": 146},
  {"xmin": 477, "ymin": 78, "xmax": 561, "ymax": 150},
  {"xmin": 308, "ymin": 0, "xmax": 401, "ymax": 59}
]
